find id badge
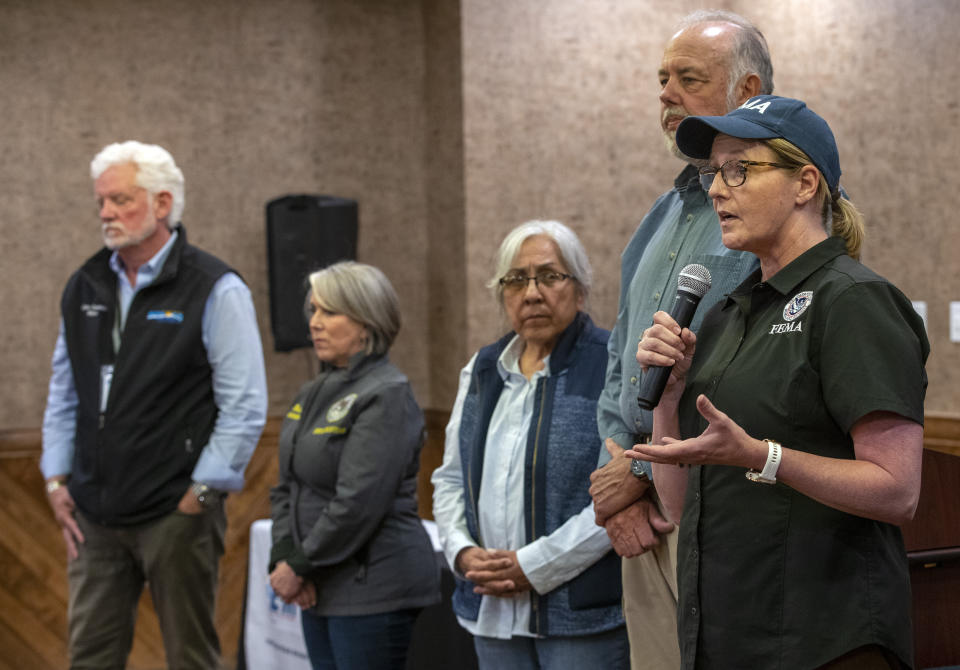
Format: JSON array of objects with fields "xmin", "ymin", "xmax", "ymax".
[{"xmin": 100, "ymin": 364, "xmax": 114, "ymax": 413}]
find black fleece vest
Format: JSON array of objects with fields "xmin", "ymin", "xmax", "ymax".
[{"xmin": 61, "ymin": 226, "xmax": 233, "ymax": 525}]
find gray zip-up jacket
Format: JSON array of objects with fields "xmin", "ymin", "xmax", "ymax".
[{"xmin": 269, "ymin": 353, "xmax": 440, "ymax": 616}]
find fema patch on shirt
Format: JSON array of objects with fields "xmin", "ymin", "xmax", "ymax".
[
  {"xmin": 783, "ymin": 291, "xmax": 813, "ymax": 322},
  {"xmin": 326, "ymin": 393, "xmax": 357, "ymax": 423},
  {"xmin": 146, "ymin": 310, "xmax": 184, "ymax": 323}
]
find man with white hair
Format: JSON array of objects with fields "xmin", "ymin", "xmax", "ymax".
[
  {"xmin": 588, "ymin": 11, "xmax": 772, "ymax": 668},
  {"xmin": 41, "ymin": 140, "xmax": 268, "ymax": 669}
]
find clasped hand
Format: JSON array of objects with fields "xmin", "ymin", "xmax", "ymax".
[
  {"xmin": 456, "ymin": 547, "xmax": 531, "ymax": 598},
  {"xmin": 269, "ymin": 561, "xmax": 317, "ymax": 609}
]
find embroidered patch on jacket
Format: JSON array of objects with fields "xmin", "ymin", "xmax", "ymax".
[
  {"xmin": 313, "ymin": 425, "xmax": 347, "ymax": 435},
  {"xmin": 81, "ymin": 303, "xmax": 108, "ymax": 318},
  {"xmin": 146, "ymin": 310, "xmax": 184, "ymax": 323},
  {"xmin": 286, "ymin": 403, "xmax": 303, "ymax": 420},
  {"xmin": 783, "ymin": 291, "xmax": 813, "ymax": 322},
  {"xmin": 326, "ymin": 393, "xmax": 357, "ymax": 423}
]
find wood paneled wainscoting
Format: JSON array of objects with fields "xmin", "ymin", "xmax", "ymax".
[
  {"xmin": 1, "ymin": 410, "xmax": 957, "ymax": 669},
  {"xmin": 0, "ymin": 409, "xmax": 448, "ymax": 670}
]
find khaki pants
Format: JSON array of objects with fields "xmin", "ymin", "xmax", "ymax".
[
  {"xmin": 622, "ymin": 518, "xmax": 679, "ymax": 670},
  {"xmin": 67, "ymin": 504, "xmax": 226, "ymax": 670}
]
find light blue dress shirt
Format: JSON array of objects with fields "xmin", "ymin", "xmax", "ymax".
[{"xmin": 41, "ymin": 230, "xmax": 268, "ymax": 491}]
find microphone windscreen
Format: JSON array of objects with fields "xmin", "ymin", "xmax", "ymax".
[{"xmin": 677, "ymin": 263, "xmax": 712, "ymax": 298}]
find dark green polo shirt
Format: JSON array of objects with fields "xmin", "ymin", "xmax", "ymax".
[{"xmin": 676, "ymin": 236, "xmax": 929, "ymax": 669}]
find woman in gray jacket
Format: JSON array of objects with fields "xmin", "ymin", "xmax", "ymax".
[{"xmin": 269, "ymin": 261, "xmax": 440, "ymax": 670}]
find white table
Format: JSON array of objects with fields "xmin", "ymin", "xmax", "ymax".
[{"xmin": 243, "ymin": 518, "xmax": 445, "ymax": 669}]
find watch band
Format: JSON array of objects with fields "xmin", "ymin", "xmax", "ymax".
[{"xmin": 745, "ymin": 439, "xmax": 781, "ymax": 484}]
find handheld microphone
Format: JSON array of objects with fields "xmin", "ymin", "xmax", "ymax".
[{"xmin": 637, "ymin": 263, "xmax": 712, "ymax": 410}]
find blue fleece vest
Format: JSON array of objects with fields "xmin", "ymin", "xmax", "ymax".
[{"xmin": 453, "ymin": 312, "xmax": 624, "ymax": 636}]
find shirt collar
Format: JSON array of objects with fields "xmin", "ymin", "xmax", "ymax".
[
  {"xmin": 674, "ymin": 161, "xmax": 704, "ymax": 191},
  {"xmin": 497, "ymin": 333, "xmax": 550, "ymax": 381},
  {"xmin": 765, "ymin": 236, "xmax": 848, "ymax": 295},
  {"xmin": 108, "ymin": 229, "xmax": 180, "ymax": 283},
  {"xmin": 723, "ymin": 236, "xmax": 847, "ymax": 313}
]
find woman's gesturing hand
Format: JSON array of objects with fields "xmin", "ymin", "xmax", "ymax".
[{"xmin": 628, "ymin": 394, "xmax": 766, "ymax": 471}]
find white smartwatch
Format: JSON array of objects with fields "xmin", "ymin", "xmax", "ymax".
[{"xmin": 745, "ymin": 439, "xmax": 782, "ymax": 485}]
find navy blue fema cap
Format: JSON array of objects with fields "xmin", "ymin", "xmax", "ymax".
[{"xmin": 675, "ymin": 95, "xmax": 841, "ymax": 190}]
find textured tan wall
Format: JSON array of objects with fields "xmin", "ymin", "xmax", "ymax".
[
  {"xmin": 0, "ymin": 0, "xmax": 451, "ymax": 428},
  {"xmin": 461, "ymin": 0, "xmax": 960, "ymax": 414},
  {"xmin": 3, "ymin": 0, "xmax": 959, "ymax": 435}
]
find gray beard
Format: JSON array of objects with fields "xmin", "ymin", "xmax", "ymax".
[{"xmin": 663, "ymin": 130, "xmax": 709, "ymax": 168}]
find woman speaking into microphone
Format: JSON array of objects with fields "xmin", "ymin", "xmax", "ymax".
[{"xmin": 629, "ymin": 96, "xmax": 929, "ymax": 669}]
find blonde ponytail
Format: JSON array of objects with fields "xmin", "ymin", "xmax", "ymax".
[
  {"xmin": 766, "ymin": 138, "xmax": 864, "ymax": 259},
  {"xmin": 828, "ymin": 195, "xmax": 864, "ymax": 260}
]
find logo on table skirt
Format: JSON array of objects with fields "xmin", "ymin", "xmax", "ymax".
[
  {"xmin": 286, "ymin": 403, "xmax": 303, "ymax": 421},
  {"xmin": 325, "ymin": 393, "xmax": 357, "ymax": 423},
  {"xmin": 267, "ymin": 583, "xmax": 298, "ymax": 619},
  {"xmin": 146, "ymin": 310, "xmax": 184, "ymax": 323},
  {"xmin": 783, "ymin": 291, "xmax": 812, "ymax": 321}
]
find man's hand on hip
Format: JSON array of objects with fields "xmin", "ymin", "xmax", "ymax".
[{"xmin": 177, "ymin": 487, "xmax": 205, "ymax": 515}]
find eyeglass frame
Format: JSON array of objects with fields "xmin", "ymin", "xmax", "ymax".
[
  {"xmin": 498, "ymin": 270, "xmax": 576, "ymax": 294},
  {"xmin": 698, "ymin": 159, "xmax": 796, "ymax": 192}
]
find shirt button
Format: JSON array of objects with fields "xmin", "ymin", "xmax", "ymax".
[
  {"xmin": 630, "ymin": 376, "xmax": 637, "ymax": 385},
  {"xmin": 653, "ymin": 291, "xmax": 661, "ymax": 300},
  {"xmin": 686, "ymin": 214, "xmax": 694, "ymax": 223},
  {"xmin": 669, "ymin": 251, "xmax": 676, "ymax": 260},
  {"xmin": 691, "ymin": 607, "xmax": 698, "ymax": 616}
]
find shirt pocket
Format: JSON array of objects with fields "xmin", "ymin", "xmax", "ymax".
[{"xmin": 687, "ymin": 253, "xmax": 755, "ymax": 330}]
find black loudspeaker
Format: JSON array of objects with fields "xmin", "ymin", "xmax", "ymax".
[{"xmin": 266, "ymin": 195, "xmax": 358, "ymax": 351}]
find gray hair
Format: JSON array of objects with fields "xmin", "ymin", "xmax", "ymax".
[
  {"xmin": 486, "ymin": 220, "xmax": 593, "ymax": 306},
  {"xmin": 307, "ymin": 261, "xmax": 401, "ymax": 356},
  {"xmin": 677, "ymin": 10, "xmax": 775, "ymax": 106},
  {"xmin": 90, "ymin": 141, "xmax": 185, "ymax": 227}
]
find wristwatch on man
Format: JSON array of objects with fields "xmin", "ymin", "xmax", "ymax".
[
  {"xmin": 46, "ymin": 478, "xmax": 67, "ymax": 494},
  {"xmin": 191, "ymin": 482, "xmax": 225, "ymax": 509},
  {"xmin": 630, "ymin": 457, "xmax": 650, "ymax": 481}
]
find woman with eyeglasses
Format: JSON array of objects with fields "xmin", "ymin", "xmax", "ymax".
[
  {"xmin": 431, "ymin": 220, "xmax": 629, "ymax": 668},
  {"xmin": 629, "ymin": 96, "xmax": 928, "ymax": 669}
]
